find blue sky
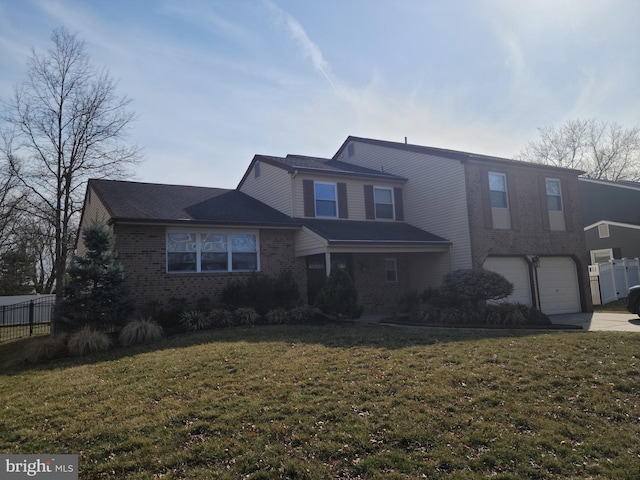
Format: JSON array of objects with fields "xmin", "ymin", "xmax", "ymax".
[{"xmin": 1, "ymin": 0, "xmax": 639, "ymax": 188}]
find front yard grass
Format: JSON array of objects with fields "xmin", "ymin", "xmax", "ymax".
[{"xmin": 1, "ymin": 324, "xmax": 639, "ymax": 479}]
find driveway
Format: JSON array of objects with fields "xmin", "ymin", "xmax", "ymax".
[{"xmin": 549, "ymin": 312, "xmax": 640, "ymax": 332}]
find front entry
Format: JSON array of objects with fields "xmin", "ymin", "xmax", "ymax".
[
  {"xmin": 306, "ymin": 253, "xmax": 354, "ymax": 305},
  {"xmin": 306, "ymin": 254, "xmax": 326, "ymax": 305}
]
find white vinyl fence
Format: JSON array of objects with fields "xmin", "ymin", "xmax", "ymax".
[{"xmin": 589, "ymin": 258, "xmax": 640, "ymax": 305}]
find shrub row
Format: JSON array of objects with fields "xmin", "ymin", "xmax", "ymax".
[
  {"xmin": 397, "ymin": 268, "xmax": 550, "ymax": 327},
  {"xmin": 408, "ymin": 303, "xmax": 551, "ymax": 327},
  {"xmin": 178, "ymin": 305, "xmax": 323, "ymax": 332}
]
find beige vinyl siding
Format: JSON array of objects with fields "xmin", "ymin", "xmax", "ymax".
[
  {"xmin": 239, "ymin": 161, "xmax": 293, "ymax": 216},
  {"xmin": 294, "ymin": 227, "xmax": 328, "ymax": 256},
  {"xmin": 336, "ymin": 142, "xmax": 472, "ymax": 270},
  {"xmin": 292, "ymin": 174, "xmax": 401, "ymax": 220},
  {"xmin": 77, "ymin": 187, "xmax": 112, "ymax": 256}
]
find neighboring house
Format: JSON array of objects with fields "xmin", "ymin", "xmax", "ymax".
[
  {"xmin": 77, "ymin": 136, "xmax": 592, "ymax": 316},
  {"xmin": 579, "ymin": 178, "xmax": 640, "ymax": 263},
  {"xmin": 332, "ymin": 137, "xmax": 591, "ymax": 314}
]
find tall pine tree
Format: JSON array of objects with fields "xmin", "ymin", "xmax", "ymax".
[{"xmin": 57, "ymin": 224, "xmax": 133, "ymax": 331}]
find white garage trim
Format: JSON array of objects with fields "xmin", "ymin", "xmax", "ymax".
[
  {"xmin": 482, "ymin": 256, "xmax": 532, "ymax": 306},
  {"xmin": 536, "ymin": 256, "xmax": 581, "ymax": 315}
]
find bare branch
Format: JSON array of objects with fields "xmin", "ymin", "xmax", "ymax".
[
  {"xmin": 517, "ymin": 119, "xmax": 640, "ymax": 181},
  {"xmin": 0, "ymin": 27, "xmax": 142, "ymax": 303}
]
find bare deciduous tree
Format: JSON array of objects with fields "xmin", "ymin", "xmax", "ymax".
[
  {"xmin": 518, "ymin": 119, "xmax": 640, "ymax": 182},
  {"xmin": 1, "ymin": 27, "xmax": 141, "ymax": 324}
]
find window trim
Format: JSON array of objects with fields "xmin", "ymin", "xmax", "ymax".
[
  {"xmin": 166, "ymin": 229, "xmax": 260, "ymax": 274},
  {"xmin": 373, "ymin": 186, "xmax": 395, "ymax": 220},
  {"xmin": 545, "ymin": 178, "xmax": 563, "ymax": 212},
  {"xmin": 314, "ymin": 181, "xmax": 338, "ymax": 218},
  {"xmin": 488, "ymin": 172, "xmax": 509, "ymax": 209},
  {"xmin": 385, "ymin": 258, "xmax": 398, "ymax": 283}
]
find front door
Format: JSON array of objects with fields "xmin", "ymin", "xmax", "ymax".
[{"xmin": 306, "ymin": 254, "xmax": 326, "ymax": 305}]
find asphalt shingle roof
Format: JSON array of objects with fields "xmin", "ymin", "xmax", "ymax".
[
  {"xmin": 89, "ymin": 179, "xmax": 299, "ymax": 227},
  {"xmin": 335, "ymin": 136, "xmax": 585, "ymax": 174},
  {"xmin": 252, "ymin": 154, "xmax": 407, "ymax": 181},
  {"xmin": 300, "ymin": 218, "xmax": 450, "ymax": 244}
]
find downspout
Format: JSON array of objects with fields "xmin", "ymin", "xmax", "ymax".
[
  {"xmin": 532, "ymin": 256, "xmax": 542, "ymax": 310},
  {"xmin": 291, "ymin": 169, "xmax": 298, "ymax": 217}
]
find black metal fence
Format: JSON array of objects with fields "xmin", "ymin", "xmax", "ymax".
[{"xmin": 0, "ymin": 296, "xmax": 55, "ymax": 342}]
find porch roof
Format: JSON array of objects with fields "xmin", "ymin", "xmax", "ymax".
[{"xmin": 300, "ymin": 219, "xmax": 451, "ymax": 245}]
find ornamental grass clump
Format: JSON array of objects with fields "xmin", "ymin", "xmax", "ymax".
[
  {"xmin": 119, "ymin": 318, "xmax": 164, "ymax": 346},
  {"xmin": 233, "ymin": 307, "xmax": 260, "ymax": 326},
  {"xmin": 67, "ymin": 326, "xmax": 112, "ymax": 356},
  {"xmin": 179, "ymin": 311, "xmax": 211, "ymax": 332},
  {"xmin": 23, "ymin": 334, "xmax": 68, "ymax": 363},
  {"xmin": 265, "ymin": 308, "xmax": 288, "ymax": 325},
  {"xmin": 209, "ymin": 309, "xmax": 234, "ymax": 328},
  {"xmin": 287, "ymin": 305, "xmax": 319, "ymax": 324}
]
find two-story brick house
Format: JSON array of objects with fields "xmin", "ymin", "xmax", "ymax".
[
  {"xmin": 77, "ymin": 136, "xmax": 591, "ymax": 316},
  {"xmin": 333, "ymin": 137, "xmax": 591, "ymax": 314}
]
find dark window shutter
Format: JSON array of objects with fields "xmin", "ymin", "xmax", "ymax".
[
  {"xmin": 480, "ymin": 169, "xmax": 493, "ymax": 229},
  {"xmin": 364, "ymin": 185, "xmax": 375, "ymax": 220},
  {"xmin": 561, "ymin": 178, "xmax": 573, "ymax": 231},
  {"xmin": 507, "ymin": 175, "xmax": 519, "ymax": 230},
  {"xmin": 337, "ymin": 183, "xmax": 348, "ymax": 218},
  {"xmin": 393, "ymin": 187, "xmax": 404, "ymax": 221},
  {"xmin": 303, "ymin": 179, "xmax": 315, "ymax": 217},
  {"xmin": 539, "ymin": 177, "xmax": 550, "ymax": 231}
]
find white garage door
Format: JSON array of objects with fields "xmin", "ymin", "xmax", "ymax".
[
  {"xmin": 483, "ymin": 257, "xmax": 532, "ymax": 306},
  {"xmin": 537, "ymin": 256, "xmax": 581, "ymax": 315}
]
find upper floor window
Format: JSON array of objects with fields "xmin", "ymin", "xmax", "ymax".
[
  {"xmin": 488, "ymin": 172, "xmax": 508, "ymax": 208},
  {"xmin": 315, "ymin": 182, "xmax": 337, "ymax": 217},
  {"xmin": 545, "ymin": 178, "xmax": 562, "ymax": 211},
  {"xmin": 374, "ymin": 187, "xmax": 394, "ymax": 219},
  {"xmin": 167, "ymin": 230, "xmax": 258, "ymax": 273}
]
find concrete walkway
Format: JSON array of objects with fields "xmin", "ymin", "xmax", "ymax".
[{"xmin": 549, "ymin": 312, "xmax": 640, "ymax": 332}]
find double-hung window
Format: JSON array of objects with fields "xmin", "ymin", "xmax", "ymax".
[
  {"xmin": 488, "ymin": 172, "xmax": 508, "ymax": 208},
  {"xmin": 315, "ymin": 182, "xmax": 337, "ymax": 217},
  {"xmin": 545, "ymin": 178, "xmax": 562, "ymax": 211},
  {"xmin": 374, "ymin": 187, "xmax": 394, "ymax": 220},
  {"xmin": 385, "ymin": 258, "xmax": 398, "ymax": 282},
  {"xmin": 167, "ymin": 230, "xmax": 258, "ymax": 273}
]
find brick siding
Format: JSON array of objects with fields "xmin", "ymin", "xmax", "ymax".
[
  {"xmin": 464, "ymin": 162, "xmax": 592, "ymax": 310},
  {"xmin": 352, "ymin": 252, "xmax": 438, "ymax": 314},
  {"xmin": 113, "ymin": 224, "xmax": 306, "ymax": 312}
]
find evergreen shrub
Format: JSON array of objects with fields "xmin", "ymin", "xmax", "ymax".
[{"xmin": 315, "ymin": 268, "xmax": 363, "ymax": 320}]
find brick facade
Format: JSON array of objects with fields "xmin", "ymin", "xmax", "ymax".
[
  {"xmin": 464, "ymin": 161, "xmax": 592, "ymax": 311},
  {"xmin": 113, "ymin": 224, "xmax": 306, "ymax": 312},
  {"xmin": 351, "ymin": 252, "xmax": 439, "ymax": 313}
]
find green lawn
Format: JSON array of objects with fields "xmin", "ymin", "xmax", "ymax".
[{"xmin": 1, "ymin": 324, "xmax": 639, "ymax": 479}]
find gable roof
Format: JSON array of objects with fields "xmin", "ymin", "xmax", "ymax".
[
  {"xmin": 334, "ymin": 136, "xmax": 585, "ymax": 174},
  {"xmin": 300, "ymin": 218, "xmax": 450, "ymax": 245},
  {"xmin": 237, "ymin": 153, "xmax": 406, "ymax": 188},
  {"xmin": 87, "ymin": 179, "xmax": 299, "ymax": 227}
]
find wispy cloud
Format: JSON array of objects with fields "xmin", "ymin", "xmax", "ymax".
[{"xmin": 265, "ymin": 0, "xmax": 338, "ymax": 93}]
